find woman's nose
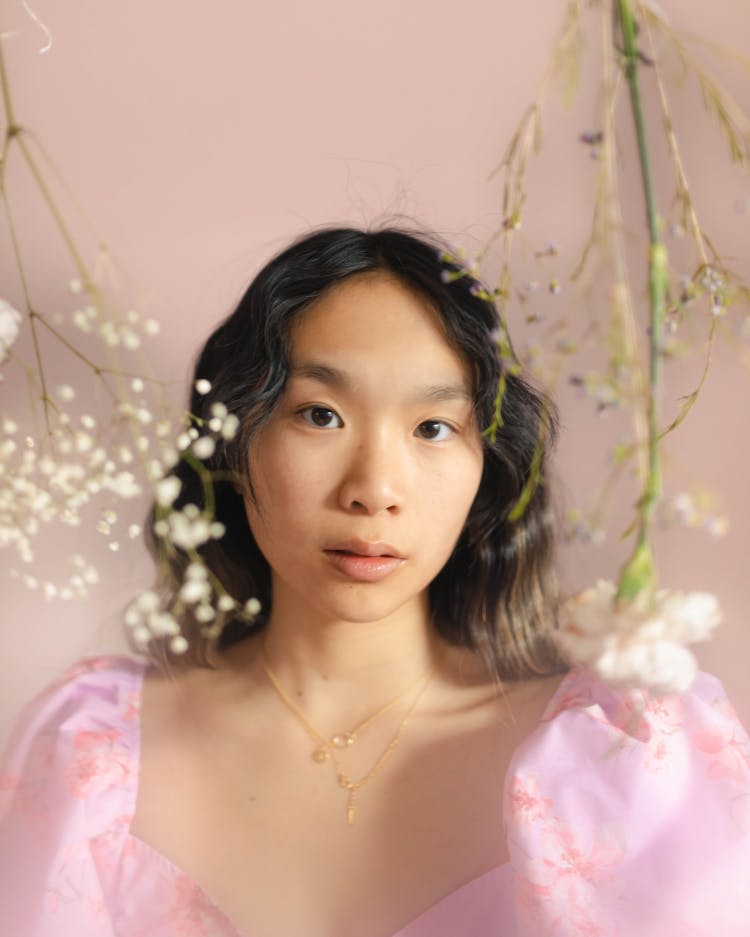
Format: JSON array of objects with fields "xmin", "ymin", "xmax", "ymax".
[{"xmin": 337, "ymin": 434, "xmax": 405, "ymax": 516}]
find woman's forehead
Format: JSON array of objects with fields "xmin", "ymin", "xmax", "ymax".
[{"xmin": 288, "ymin": 273, "xmax": 473, "ymax": 385}]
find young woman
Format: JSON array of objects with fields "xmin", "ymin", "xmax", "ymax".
[{"xmin": 1, "ymin": 228, "xmax": 749, "ymax": 937}]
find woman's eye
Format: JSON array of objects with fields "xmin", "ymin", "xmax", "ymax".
[
  {"xmin": 416, "ymin": 420, "xmax": 454, "ymax": 442},
  {"xmin": 298, "ymin": 406, "xmax": 342, "ymax": 429}
]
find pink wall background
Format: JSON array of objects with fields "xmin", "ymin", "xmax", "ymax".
[{"xmin": 1, "ymin": 0, "xmax": 748, "ymax": 746}]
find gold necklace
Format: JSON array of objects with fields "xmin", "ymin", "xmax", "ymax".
[
  {"xmin": 260, "ymin": 644, "xmax": 434, "ymax": 826},
  {"xmin": 328, "ymin": 675, "xmax": 433, "ymax": 826},
  {"xmin": 260, "ymin": 644, "xmax": 429, "ymax": 762}
]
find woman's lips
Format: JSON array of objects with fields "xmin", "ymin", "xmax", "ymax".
[{"xmin": 324, "ymin": 549, "xmax": 405, "ymax": 583}]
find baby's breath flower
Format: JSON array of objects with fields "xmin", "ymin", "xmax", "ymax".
[
  {"xmin": 245, "ymin": 597, "xmax": 262, "ymax": 616},
  {"xmin": 170, "ymin": 635, "xmax": 189, "ymax": 654},
  {"xmin": 192, "ymin": 436, "xmax": 216, "ymax": 460},
  {"xmin": 0, "ymin": 299, "xmax": 22, "ymax": 362},
  {"xmin": 180, "ymin": 578, "xmax": 209, "ymax": 604},
  {"xmin": 155, "ymin": 475, "xmax": 181, "ymax": 507},
  {"xmin": 105, "ymin": 471, "xmax": 141, "ymax": 498},
  {"xmin": 159, "ymin": 505, "xmax": 213, "ymax": 550},
  {"xmin": 195, "ymin": 604, "xmax": 215, "ymax": 623},
  {"xmin": 72, "ymin": 310, "xmax": 92, "ymax": 332},
  {"xmin": 221, "ymin": 414, "xmax": 240, "ymax": 440},
  {"xmin": 195, "ymin": 379, "xmax": 212, "ymax": 395},
  {"xmin": 149, "ymin": 611, "xmax": 180, "ymax": 637}
]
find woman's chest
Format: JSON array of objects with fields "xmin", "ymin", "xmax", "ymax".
[{"xmin": 130, "ymin": 681, "xmax": 530, "ymax": 937}]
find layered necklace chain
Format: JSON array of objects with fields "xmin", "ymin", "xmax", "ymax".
[{"xmin": 260, "ymin": 643, "xmax": 434, "ymax": 826}]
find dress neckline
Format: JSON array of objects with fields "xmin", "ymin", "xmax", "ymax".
[{"xmin": 122, "ymin": 657, "xmax": 574, "ymax": 937}]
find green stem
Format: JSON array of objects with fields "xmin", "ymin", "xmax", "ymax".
[{"xmin": 615, "ymin": 0, "xmax": 668, "ymax": 601}]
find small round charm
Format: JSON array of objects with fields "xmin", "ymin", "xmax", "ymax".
[{"xmin": 312, "ymin": 748, "xmax": 329, "ymax": 763}]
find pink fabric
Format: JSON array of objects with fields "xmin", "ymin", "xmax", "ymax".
[{"xmin": 1, "ymin": 655, "xmax": 749, "ymax": 936}]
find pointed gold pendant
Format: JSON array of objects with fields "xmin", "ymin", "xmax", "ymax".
[{"xmin": 347, "ymin": 804, "xmax": 356, "ymax": 826}]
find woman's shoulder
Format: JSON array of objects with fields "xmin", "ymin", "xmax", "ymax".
[
  {"xmin": 537, "ymin": 665, "xmax": 748, "ymax": 748},
  {"xmin": 4, "ymin": 653, "xmax": 148, "ymax": 750},
  {"xmin": 506, "ymin": 666, "xmax": 750, "ymax": 935},
  {"xmin": 0, "ymin": 655, "xmax": 150, "ymax": 935},
  {"xmin": 1, "ymin": 653, "xmax": 148, "ymax": 830},
  {"xmin": 519, "ymin": 665, "xmax": 750, "ymax": 789}
]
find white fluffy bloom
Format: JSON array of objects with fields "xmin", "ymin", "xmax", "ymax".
[
  {"xmin": 221, "ymin": 414, "xmax": 240, "ymax": 440},
  {"xmin": 170, "ymin": 635, "xmax": 189, "ymax": 654},
  {"xmin": 179, "ymin": 578, "xmax": 209, "ymax": 604},
  {"xmin": 555, "ymin": 580, "xmax": 721, "ymax": 695},
  {"xmin": 155, "ymin": 475, "xmax": 181, "ymax": 507},
  {"xmin": 0, "ymin": 299, "xmax": 22, "ymax": 362},
  {"xmin": 192, "ymin": 436, "xmax": 215, "ymax": 460},
  {"xmin": 161, "ymin": 505, "xmax": 212, "ymax": 550}
]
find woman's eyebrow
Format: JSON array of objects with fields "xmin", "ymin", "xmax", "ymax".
[
  {"xmin": 290, "ymin": 361, "xmax": 472, "ymax": 403},
  {"xmin": 290, "ymin": 362, "xmax": 352, "ymax": 389}
]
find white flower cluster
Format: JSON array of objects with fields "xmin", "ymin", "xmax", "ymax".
[
  {"xmin": 123, "ymin": 384, "xmax": 254, "ymax": 654},
  {"xmin": 555, "ymin": 580, "xmax": 721, "ymax": 695},
  {"xmin": 1, "ymin": 350, "xmax": 185, "ymax": 604},
  {"xmin": 0, "ymin": 299, "xmax": 22, "ymax": 365},
  {"xmin": 70, "ymin": 289, "xmax": 159, "ymax": 349},
  {"xmin": 0, "ymin": 407, "xmax": 146, "ymax": 574},
  {"xmin": 173, "ymin": 394, "xmax": 240, "ymax": 463},
  {"xmin": 153, "ymin": 502, "xmax": 225, "ymax": 551},
  {"xmin": 9, "ymin": 553, "xmax": 99, "ymax": 600},
  {"xmin": 125, "ymin": 559, "xmax": 262, "ymax": 655}
]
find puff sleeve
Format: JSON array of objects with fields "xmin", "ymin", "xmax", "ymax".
[
  {"xmin": 504, "ymin": 668, "xmax": 750, "ymax": 936},
  {"xmin": 0, "ymin": 656, "xmax": 144, "ymax": 937}
]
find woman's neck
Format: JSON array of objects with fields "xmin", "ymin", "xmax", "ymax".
[
  {"xmin": 218, "ymin": 589, "xmax": 490, "ymax": 728},
  {"xmin": 270, "ymin": 597, "xmax": 439, "ymax": 715}
]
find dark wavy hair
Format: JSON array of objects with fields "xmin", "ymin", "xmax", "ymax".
[{"xmin": 139, "ymin": 227, "xmax": 568, "ymax": 681}]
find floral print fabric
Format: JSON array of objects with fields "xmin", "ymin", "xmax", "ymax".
[
  {"xmin": 1, "ymin": 655, "xmax": 749, "ymax": 936},
  {"xmin": 505, "ymin": 667, "xmax": 750, "ymax": 935}
]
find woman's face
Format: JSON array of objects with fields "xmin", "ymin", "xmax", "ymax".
[{"xmin": 243, "ymin": 273, "xmax": 484, "ymax": 627}]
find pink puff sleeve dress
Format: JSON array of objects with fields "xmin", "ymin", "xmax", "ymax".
[{"xmin": 1, "ymin": 654, "xmax": 749, "ymax": 937}]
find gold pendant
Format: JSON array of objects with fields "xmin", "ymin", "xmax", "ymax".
[
  {"xmin": 311, "ymin": 748, "xmax": 329, "ymax": 763},
  {"xmin": 347, "ymin": 805, "xmax": 356, "ymax": 826}
]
